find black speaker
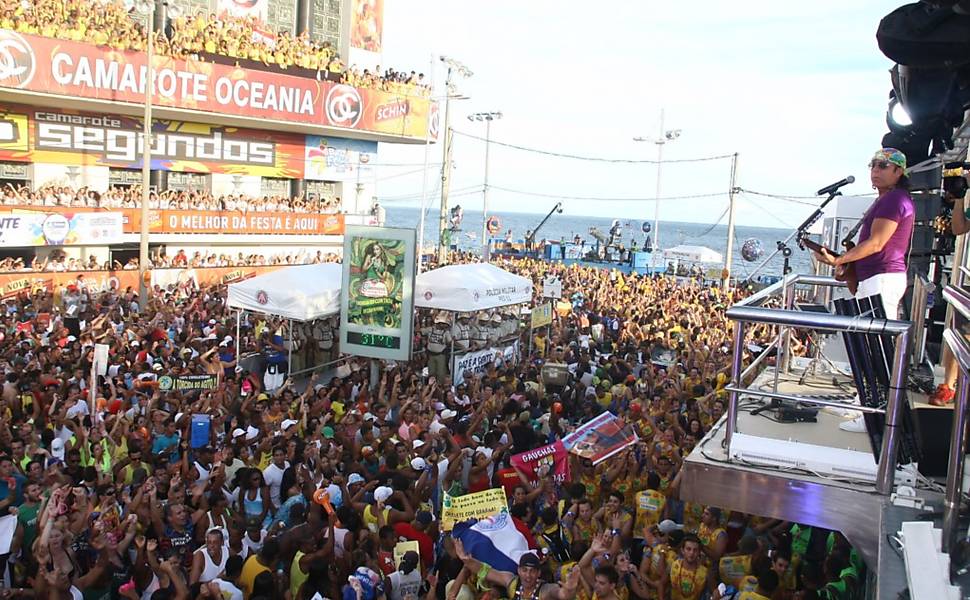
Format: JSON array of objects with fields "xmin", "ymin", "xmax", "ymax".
[{"xmin": 541, "ymin": 363, "xmax": 570, "ymax": 386}]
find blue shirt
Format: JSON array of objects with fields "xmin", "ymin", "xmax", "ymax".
[{"xmin": 152, "ymin": 433, "xmax": 181, "ymax": 463}]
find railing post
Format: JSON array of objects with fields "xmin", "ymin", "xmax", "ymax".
[
  {"xmin": 943, "ymin": 363, "xmax": 970, "ymax": 553},
  {"xmin": 724, "ymin": 320, "xmax": 745, "ymax": 450},
  {"xmin": 876, "ymin": 327, "xmax": 911, "ymax": 495}
]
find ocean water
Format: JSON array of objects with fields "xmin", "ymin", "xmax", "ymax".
[{"xmin": 384, "ymin": 206, "xmax": 813, "ymax": 277}]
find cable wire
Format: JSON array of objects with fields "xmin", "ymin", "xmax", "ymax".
[
  {"xmin": 452, "ymin": 130, "xmax": 735, "ymax": 164},
  {"xmin": 490, "ymin": 185, "xmax": 726, "ymax": 202}
]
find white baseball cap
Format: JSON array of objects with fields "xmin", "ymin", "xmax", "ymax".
[
  {"xmin": 374, "ymin": 486, "xmax": 393, "ymax": 503},
  {"xmin": 281, "ymin": 419, "xmax": 299, "ymax": 431},
  {"xmin": 410, "ymin": 457, "xmax": 427, "ymax": 471}
]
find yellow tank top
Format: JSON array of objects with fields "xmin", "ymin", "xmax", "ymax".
[
  {"xmin": 697, "ymin": 523, "xmax": 726, "ymax": 551},
  {"xmin": 738, "ymin": 591, "xmax": 771, "ymax": 600},
  {"xmin": 362, "ymin": 505, "xmax": 390, "ymax": 533},
  {"xmin": 738, "ymin": 575, "xmax": 759, "ymax": 593},
  {"xmin": 683, "ymin": 503, "xmax": 705, "ymax": 533},
  {"xmin": 634, "ymin": 490, "xmax": 666, "ymax": 533},
  {"xmin": 670, "ymin": 559, "xmax": 707, "ymax": 600},
  {"xmin": 717, "ymin": 554, "xmax": 752, "ymax": 587}
]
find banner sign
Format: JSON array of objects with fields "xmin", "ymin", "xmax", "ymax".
[
  {"xmin": 218, "ymin": 0, "xmax": 268, "ymax": 22},
  {"xmin": 441, "ymin": 488, "xmax": 508, "ymax": 531},
  {"xmin": 530, "ymin": 303, "xmax": 552, "ymax": 329},
  {"xmin": 562, "ymin": 412, "xmax": 639, "ymax": 465},
  {"xmin": 0, "ymin": 30, "xmax": 435, "ymax": 140},
  {"xmin": 0, "ymin": 211, "xmax": 123, "ymax": 246},
  {"xmin": 563, "ymin": 243, "xmax": 584, "ymax": 260},
  {"xmin": 304, "ymin": 135, "xmax": 377, "ymax": 181},
  {"xmin": 451, "ymin": 341, "xmax": 519, "ymax": 385},
  {"xmin": 350, "ymin": 0, "xmax": 384, "ymax": 52},
  {"xmin": 542, "ymin": 276, "xmax": 562, "ymax": 299},
  {"xmin": 0, "ymin": 265, "xmax": 285, "ymax": 300},
  {"xmin": 340, "ymin": 226, "xmax": 416, "ymax": 361},
  {"xmin": 157, "ymin": 374, "xmax": 219, "ymax": 392},
  {"xmin": 4, "ymin": 207, "xmax": 345, "ymax": 236},
  {"xmin": 12, "ymin": 106, "xmax": 306, "ymax": 178},
  {"xmin": 510, "ymin": 441, "xmax": 570, "ymax": 486}
]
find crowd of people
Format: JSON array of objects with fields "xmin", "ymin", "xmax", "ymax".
[
  {"xmin": 1, "ymin": 185, "xmax": 343, "ymax": 215},
  {"xmin": 0, "ymin": 252, "xmax": 860, "ymax": 600},
  {"xmin": 1, "ymin": 0, "xmax": 430, "ymax": 97},
  {"xmin": 0, "ymin": 249, "xmax": 340, "ymax": 273}
]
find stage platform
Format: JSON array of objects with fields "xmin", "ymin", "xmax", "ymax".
[{"xmin": 681, "ymin": 351, "xmax": 951, "ymax": 599}]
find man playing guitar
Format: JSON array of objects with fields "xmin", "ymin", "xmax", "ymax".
[{"xmin": 813, "ymin": 148, "xmax": 915, "ymax": 319}]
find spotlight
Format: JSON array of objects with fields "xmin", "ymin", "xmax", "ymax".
[{"xmin": 888, "ymin": 96, "xmax": 913, "ymax": 128}]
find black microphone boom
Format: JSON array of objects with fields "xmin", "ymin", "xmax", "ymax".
[{"xmin": 816, "ymin": 176, "xmax": 855, "ymax": 196}]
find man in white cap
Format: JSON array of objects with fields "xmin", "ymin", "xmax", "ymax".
[
  {"xmin": 470, "ymin": 312, "xmax": 490, "ymax": 350},
  {"xmin": 487, "ymin": 312, "xmax": 503, "ymax": 346},
  {"xmin": 452, "ymin": 313, "xmax": 472, "ymax": 353},
  {"xmin": 426, "ymin": 312, "xmax": 453, "ymax": 382}
]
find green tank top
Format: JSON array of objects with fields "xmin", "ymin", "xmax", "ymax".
[{"xmin": 290, "ymin": 550, "xmax": 310, "ymax": 600}]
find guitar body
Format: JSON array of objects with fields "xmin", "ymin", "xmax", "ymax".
[
  {"xmin": 799, "ymin": 237, "xmax": 859, "ymax": 295},
  {"xmin": 835, "ymin": 241, "xmax": 858, "ymax": 296}
]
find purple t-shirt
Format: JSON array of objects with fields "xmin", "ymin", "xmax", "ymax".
[{"xmin": 853, "ymin": 188, "xmax": 914, "ymax": 282}]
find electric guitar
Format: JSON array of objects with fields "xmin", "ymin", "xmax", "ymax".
[{"xmin": 799, "ymin": 235, "xmax": 858, "ymax": 295}]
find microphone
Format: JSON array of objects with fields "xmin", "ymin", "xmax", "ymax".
[{"xmin": 816, "ymin": 176, "xmax": 855, "ymax": 196}]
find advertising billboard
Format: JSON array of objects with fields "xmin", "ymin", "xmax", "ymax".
[
  {"xmin": 0, "ymin": 105, "xmax": 305, "ymax": 177},
  {"xmin": 0, "ymin": 30, "xmax": 435, "ymax": 140},
  {"xmin": 304, "ymin": 136, "xmax": 376, "ymax": 182},
  {"xmin": 350, "ymin": 0, "xmax": 384, "ymax": 53},
  {"xmin": 217, "ymin": 0, "xmax": 268, "ymax": 22},
  {"xmin": 5, "ymin": 206, "xmax": 345, "ymax": 236},
  {"xmin": 0, "ymin": 211, "xmax": 123, "ymax": 246},
  {"xmin": 340, "ymin": 225, "xmax": 415, "ymax": 360}
]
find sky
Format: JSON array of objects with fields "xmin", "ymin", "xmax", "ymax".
[{"xmin": 371, "ymin": 1, "xmax": 896, "ymax": 229}]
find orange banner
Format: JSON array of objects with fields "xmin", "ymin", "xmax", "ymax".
[
  {"xmin": 0, "ymin": 265, "xmax": 289, "ymax": 299},
  {"xmin": 5, "ymin": 207, "xmax": 345, "ymax": 236}
]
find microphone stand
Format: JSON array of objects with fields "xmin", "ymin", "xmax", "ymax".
[{"xmin": 742, "ymin": 189, "xmax": 842, "ymax": 285}]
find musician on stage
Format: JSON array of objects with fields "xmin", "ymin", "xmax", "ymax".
[
  {"xmin": 928, "ymin": 168, "xmax": 970, "ymax": 405},
  {"xmin": 813, "ymin": 148, "xmax": 915, "ymax": 319}
]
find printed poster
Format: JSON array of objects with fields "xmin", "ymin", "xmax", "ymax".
[
  {"xmin": 451, "ymin": 341, "xmax": 519, "ymax": 385},
  {"xmin": 510, "ymin": 441, "xmax": 570, "ymax": 485},
  {"xmin": 0, "ymin": 211, "xmax": 123, "ymax": 246},
  {"xmin": 340, "ymin": 226, "xmax": 416, "ymax": 361},
  {"xmin": 562, "ymin": 412, "xmax": 638, "ymax": 465},
  {"xmin": 441, "ymin": 488, "xmax": 509, "ymax": 531}
]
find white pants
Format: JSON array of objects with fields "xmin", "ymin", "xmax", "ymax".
[{"xmin": 855, "ymin": 272, "xmax": 907, "ymax": 319}]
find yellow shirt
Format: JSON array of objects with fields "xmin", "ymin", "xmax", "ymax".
[
  {"xmin": 634, "ymin": 489, "xmax": 666, "ymax": 534},
  {"xmin": 738, "ymin": 592, "xmax": 771, "ymax": 600},
  {"xmin": 362, "ymin": 505, "xmax": 390, "ymax": 533},
  {"xmin": 717, "ymin": 554, "xmax": 752, "ymax": 587},
  {"xmin": 669, "ymin": 559, "xmax": 707, "ymax": 600},
  {"xmin": 239, "ymin": 555, "xmax": 271, "ymax": 599}
]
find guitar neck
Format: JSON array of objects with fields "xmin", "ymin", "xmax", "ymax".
[{"xmin": 801, "ymin": 238, "xmax": 841, "ymax": 258}]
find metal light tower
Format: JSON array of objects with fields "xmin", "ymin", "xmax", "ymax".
[
  {"xmin": 634, "ymin": 109, "xmax": 681, "ymax": 270},
  {"xmin": 437, "ymin": 56, "xmax": 472, "ymax": 265},
  {"xmin": 468, "ymin": 111, "xmax": 502, "ymax": 262}
]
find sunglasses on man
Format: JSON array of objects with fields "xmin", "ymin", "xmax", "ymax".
[{"xmin": 869, "ymin": 160, "xmax": 895, "ymax": 170}]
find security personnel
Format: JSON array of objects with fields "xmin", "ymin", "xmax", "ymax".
[
  {"xmin": 427, "ymin": 313, "xmax": 453, "ymax": 380},
  {"xmin": 453, "ymin": 312, "xmax": 472, "ymax": 353},
  {"xmin": 313, "ymin": 317, "xmax": 335, "ymax": 363},
  {"xmin": 470, "ymin": 312, "xmax": 490, "ymax": 350},
  {"xmin": 501, "ymin": 308, "xmax": 518, "ymax": 341},
  {"xmin": 487, "ymin": 312, "xmax": 502, "ymax": 346}
]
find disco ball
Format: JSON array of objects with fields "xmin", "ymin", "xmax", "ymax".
[{"xmin": 741, "ymin": 238, "xmax": 764, "ymax": 262}]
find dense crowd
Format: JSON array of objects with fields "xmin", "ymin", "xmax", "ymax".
[
  {"xmin": 0, "ymin": 254, "xmax": 860, "ymax": 600},
  {"xmin": 0, "ymin": 0, "xmax": 430, "ymax": 96},
  {"xmin": 0, "ymin": 249, "xmax": 340, "ymax": 273},
  {"xmin": 1, "ymin": 185, "xmax": 343, "ymax": 215}
]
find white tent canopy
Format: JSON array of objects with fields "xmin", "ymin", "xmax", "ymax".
[
  {"xmin": 416, "ymin": 263, "xmax": 533, "ymax": 312},
  {"xmin": 662, "ymin": 244, "xmax": 724, "ymax": 264},
  {"xmin": 227, "ymin": 263, "xmax": 342, "ymax": 321}
]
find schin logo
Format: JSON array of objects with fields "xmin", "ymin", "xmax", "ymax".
[
  {"xmin": 325, "ymin": 85, "xmax": 363, "ymax": 128},
  {"xmin": 0, "ymin": 31, "xmax": 35, "ymax": 89}
]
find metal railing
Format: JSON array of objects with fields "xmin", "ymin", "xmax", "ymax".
[
  {"xmin": 941, "ymin": 284, "xmax": 970, "ymax": 554},
  {"xmin": 911, "ymin": 273, "xmax": 934, "ymax": 366},
  {"xmin": 724, "ymin": 273, "xmax": 913, "ymax": 495}
]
